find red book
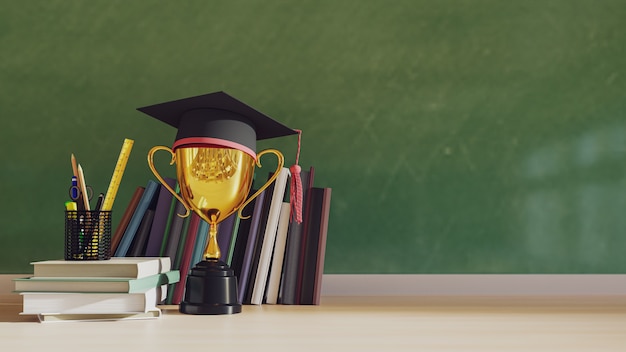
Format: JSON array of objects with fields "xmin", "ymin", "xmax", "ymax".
[
  {"xmin": 171, "ymin": 212, "xmax": 201, "ymax": 305},
  {"xmin": 312, "ymin": 188, "xmax": 332, "ymax": 305}
]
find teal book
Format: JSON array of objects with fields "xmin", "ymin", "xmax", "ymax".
[
  {"xmin": 226, "ymin": 215, "xmax": 241, "ymax": 266},
  {"xmin": 14, "ymin": 270, "xmax": 180, "ymax": 293}
]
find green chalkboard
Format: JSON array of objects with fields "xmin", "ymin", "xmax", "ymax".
[{"xmin": 2, "ymin": 0, "xmax": 626, "ymax": 273}]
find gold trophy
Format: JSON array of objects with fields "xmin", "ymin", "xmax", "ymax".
[{"xmin": 139, "ymin": 91, "xmax": 297, "ymax": 314}]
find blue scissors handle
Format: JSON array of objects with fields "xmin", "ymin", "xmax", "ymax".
[{"xmin": 69, "ymin": 185, "xmax": 93, "ymax": 202}]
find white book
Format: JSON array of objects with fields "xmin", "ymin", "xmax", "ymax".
[
  {"xmin": 36, "ymin": 309, "xmax": 161, "ymax": 323},
  {"xmin": 21, "ymin": 287, "xmax": 158, "ymax": 315},
  {"xmin": 265, "ymin": 202, "xmax": 292, "ymax": 304},
  {"xmin": 31, "ymin": 257, "xmax": 171, "ymax": 279},
  {"xmin": 250, "ymin": 167, "xmax": 290, "ymax": 305}
]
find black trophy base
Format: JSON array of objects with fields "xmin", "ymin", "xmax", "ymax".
[{"xmin": 179, "ymin": 259, "xmax": 242, "ymax": 315}]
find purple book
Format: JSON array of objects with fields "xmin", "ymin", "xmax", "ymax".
[{"xmin": 237, "ymin": 190, "xmax": 267, "ymax": 304}]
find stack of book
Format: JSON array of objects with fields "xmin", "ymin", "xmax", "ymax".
[
  {"xmin": 112, "ymin": 165, "xmax": 332, "ymax": 306},
  {"xmin": 15, "ymin": 257, "xmax": 178, "ymax": 322}
]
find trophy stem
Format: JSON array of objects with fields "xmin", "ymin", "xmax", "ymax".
[{"xmin": 204, "ymin": 222, "xmax": 221, "ymax": 260}]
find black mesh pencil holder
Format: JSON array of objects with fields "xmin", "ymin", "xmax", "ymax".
[{"xmin": 65, "ymin": 210, "xmax": 112, "ymax": 260}]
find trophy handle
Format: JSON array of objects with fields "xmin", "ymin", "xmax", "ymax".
[
  {"xmin": 238, "ymin": 148, "xmax": 285, "ymax": 220},
  {"xmin": 147, "ymin": 145, "xmax": 191, "ymax": 218}
]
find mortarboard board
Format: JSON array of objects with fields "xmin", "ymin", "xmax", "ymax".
[{"xmin": 137, "ymin": 91, "xmax": 297, "ymax": 158}]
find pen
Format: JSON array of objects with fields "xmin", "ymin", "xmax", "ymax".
[
  {"xmin": 94, "ymin": 193, "xmax": 104, "ymax": 212},
  {"xmin": 70, "ymin": 154, "xmax": 84, "ymax": 210},
  {"xmin": 89, "ymin": 193, "xmax": 105, "ymax": 258},
  {"xmin": 69, "ymin": 176, "xmax": 79, "ymax": 200}
]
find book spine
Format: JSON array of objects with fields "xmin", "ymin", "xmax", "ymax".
[
  {"xmin": 244, "ymin": 181, "xmax": 274, "ymax": 304},
  {"xmin": 294, "ymin": 166, "xmax": 315, "ymax": 304},
  {"xmin": 299, "ymin": 187, "xmax": 325, "ymax": 305},
  {"xmin": 110, "ymin": 186, "xmax": 145, "ymax": 256},
  {"xmin": 312, "ymin": 188, "xmax": 332, "ymax": 305},
  {"xmin": 114, "ymin": 180, "xmax": 159, "ymax": 257},
  {"xmin": 128, "ymin": 209, "xmax": 156, "ymax": 256},
  {"xmin": 251, "ymin": 168, "xmax": 290, "ymax": 305},
  {"xmin": 171, "ymin": 213, "xmax": 201, "ymax": 305},
  {"xmin": 226, "ymin": 215, "xmax": 242, "ymax": 266},
  {"xmin": 229, "ymin": 202, "xmax": 254, "ymax": 282},
  {"xmin": 265, "ymin": 202, "xmax": 291, "ymax": 304},
  {"xmin": 159, "ymin": 183, "xmax": 181, "ymax": 256},
  {"xmin": 144, "ymin": 177, "xmax": 177, "ymax": 257},
  {"xmin": 162, "ymin": 201, "xmax": 188, "ymax": 262},
  {"xmin": 236, "ymin": 190, "xmax": 266, "ymax": 304},
  {"xmin": 173, "ymin": 215, "xmax": 191, "ymax": 269},
  {"xmin": 191, "ymin": 220, "xmax": 209, "ymax": 267},
  {"xmin": 279, "ymin": 169, "xmax": 311, "ymax": 305}
]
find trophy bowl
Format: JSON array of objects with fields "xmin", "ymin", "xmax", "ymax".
[{"xmin": 177, "ymin": 146, "xmax": 255, "ymax": 260}]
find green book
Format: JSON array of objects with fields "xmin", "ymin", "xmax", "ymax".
[
  {"xmin": 14, "ymin": 270, "xmax": 180, "ymax": 293},
  {"xmin": 226, "ymin": 215, "xmax": 241, "ymax": 266}
]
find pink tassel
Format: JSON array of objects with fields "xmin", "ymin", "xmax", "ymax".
[
  {"xmin": 289, "ymin": 130, "xmax": 303, "ymax": 223},
  {"xmin": 289, "ymin": 164, "xmax": 303, "ymax": 223}
]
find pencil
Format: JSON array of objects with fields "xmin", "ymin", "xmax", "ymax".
[
  {"xmin": 77, "ymin": 164, "xmax": 90, "ymax": 210},
  {"xmin": 70, "ymin": 153, "xmax": 79, "ymax": 177}
]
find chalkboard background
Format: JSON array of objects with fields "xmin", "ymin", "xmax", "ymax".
[{"xmin": 2, "ymin": 0, "xmax": 625, "ymax": 273}]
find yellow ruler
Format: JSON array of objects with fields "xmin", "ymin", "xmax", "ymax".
[{"xmin": 101, "ymin": 138, "xmax": 134, "ymax": 211}]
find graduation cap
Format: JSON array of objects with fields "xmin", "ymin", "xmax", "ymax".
[
  {"xmin": 139, "ymin": 91, "xmax": 305, "ymax": 223},
  {"xmin": 137, "ymin": 91, "xmax": 297, "ymax": 158}
]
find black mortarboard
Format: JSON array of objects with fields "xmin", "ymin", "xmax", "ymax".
[{"xmin": 137, "ymin": 91, "xmax": 297, "ymax": 158}]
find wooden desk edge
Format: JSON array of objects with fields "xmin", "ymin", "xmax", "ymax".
[{"xmin": 4, "ymin": 273, "xmax": 626, "ymax": 301}]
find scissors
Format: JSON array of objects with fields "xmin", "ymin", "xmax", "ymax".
[{"xmin": 69, "ymin": 175, "xmax": 93, "ymax": 202}]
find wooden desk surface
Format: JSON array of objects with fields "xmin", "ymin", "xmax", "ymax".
[{"xmin": 1, "ymin": 295, "xmax": 625, "ymax": 351}]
